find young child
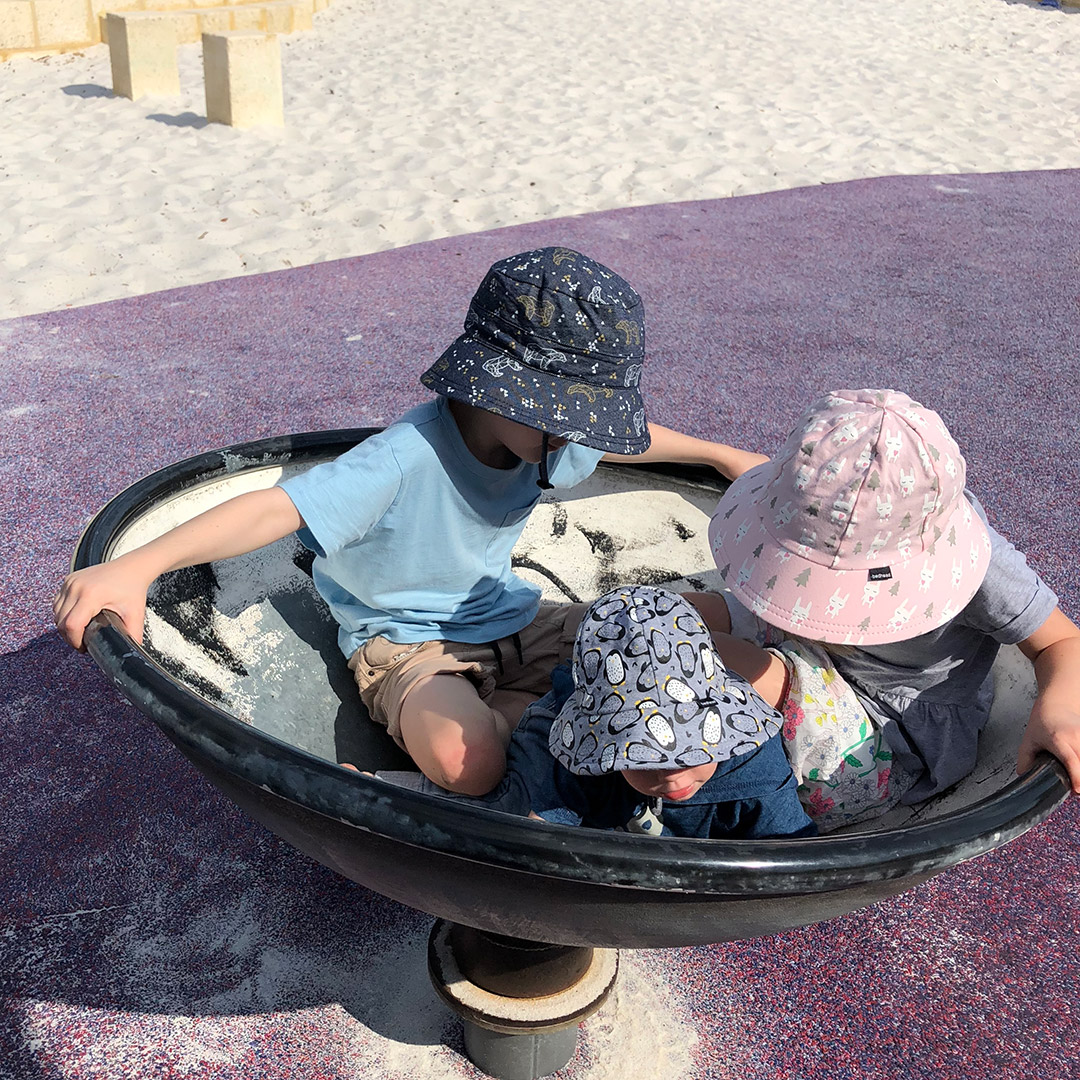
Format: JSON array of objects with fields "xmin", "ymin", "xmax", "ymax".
[
  {"xmin": 455, "ymin": 585, "xmax": 816, "ymax": 839},
  {"xmin": 691, "ymin": 388, "xmax": 1080, "ymax": 831},
  {"xmin": 53, "ymin": 247, "xmax": 757, "ymax": 796}
]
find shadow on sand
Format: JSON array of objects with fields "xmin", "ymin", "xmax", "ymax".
[{"xmin": 0, "ymin": 634, "xmax": 457, "ymax": 1055}]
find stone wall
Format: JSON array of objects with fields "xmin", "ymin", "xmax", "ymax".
[{"xmin": 1, "ymin": 0, "xmax": 314, "ymax": 59}]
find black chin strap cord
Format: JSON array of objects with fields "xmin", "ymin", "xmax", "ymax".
[{"xmin": 536, "ymin": 431, "xmax": 554, "ymax": 490}]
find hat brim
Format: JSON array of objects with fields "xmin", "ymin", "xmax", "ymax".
[
  {"xmin": 709, "ymin": 463, "xmax": 992, "ymax": 645},
  {"xmin": 548, "ymin": 680, "xmax": 783, "ymax": 777},
  {"xmin": 421, "ymin": 332, "xmax": 651, "ymax": 456}
]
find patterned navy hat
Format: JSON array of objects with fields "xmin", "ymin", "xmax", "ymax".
[
  {"xmin": 420, "ymin": 247, "xmax": 650, "ymax": 455},
  {"xmin": 550, "ymin": 586, "xmax": 783, "ymax": 776}
]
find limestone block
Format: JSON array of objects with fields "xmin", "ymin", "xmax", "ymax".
[
  {"xmin": 259, "ymin": 2, "xmax": 291, "ymax": 34},
  {"xmin": 195, "ymin": 7, "xmax": 229, "ymax": 33},
  {"xmin": 258, "ymin": 0, "xmax": 308, "ymax": 32},
  {"xmin": 0, "ymin": 0, "xmax": 37, "ymax": 49},
  {"xmin": 104, "ymin": 6, "xmax": 195, "ymax": 42},
  {"xmin": 95, "ymin": 0, "xmax": 140, "ymax": 42},
  {"xmin": 284, "ymin": 0, "xmax": 310, "ymax": 30},
  {"xmin": 311, "ymin": 0, "xmax": 327, "ymax": 13},
  {"xmin": 202, "ymin": 30, "xmax": 283, "ymax": 128},
  {"xmin": 107, "ymin": 11, "xmax": 179, "ymax": 98},
  {"xmin": 91, "ymin": 0, "xmax": 139, "ymax": 17},
  {"xmin": 228, "ymin": 4, "xmax": 261, "ymax": 29},
  {"xmin": 167, "ymin": 9, "xmax": 197, "ymax": 40},
  {"xmin": 34, "ymin": 0, "xmax": 94, "ymax": 44}
]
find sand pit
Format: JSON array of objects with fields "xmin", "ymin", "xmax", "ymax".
[{"xmin": 2, "ymin": 0, "xmax": 1079, "ymax": 320}]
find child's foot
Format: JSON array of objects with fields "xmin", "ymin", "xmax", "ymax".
[{"xmin": 339, "ymin": 762, "xmax": 378, "ymax": 777}]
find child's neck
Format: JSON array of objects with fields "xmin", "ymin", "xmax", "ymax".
[{"xmin": 447, "ymin": 399, "xmax": 519, "ymax": 470}]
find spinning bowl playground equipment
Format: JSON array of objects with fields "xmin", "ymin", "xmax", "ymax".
[{"xmin": 75, "ymin": 430, "xmax": 1071, "ymax": 1079}]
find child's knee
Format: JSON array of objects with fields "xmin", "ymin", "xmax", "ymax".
[
  {"xmin": 684, "ymin": 590, "xmax": 731, "ymax": 634},
  {"xmin": 398, "ymin": 678, "xmax": 510, "ymax": 795},
  {"xmin": 423, "ymin": 733, "xmax": 507, "ymax": 796}
]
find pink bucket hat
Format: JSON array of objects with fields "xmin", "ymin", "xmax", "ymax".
[{"xmin": 708, "ymin": 389, "xmax": 992, "ymax": 645}]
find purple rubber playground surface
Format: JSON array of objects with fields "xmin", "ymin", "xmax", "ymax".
[{"xmin": 3, "ymin": 169, "xmax": 1079, "ymax": 1080}]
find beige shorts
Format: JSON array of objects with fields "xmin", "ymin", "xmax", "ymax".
[{"xmin": 348, "ymin": 602, "xmax": 587, "ymax": 748}]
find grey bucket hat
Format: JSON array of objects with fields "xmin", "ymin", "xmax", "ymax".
[
  {"xmin": 420, "ymin": 247, "xmax": 650, "ymax": 455},
  {"xmin": 549, "ymin": 586, "xmax": 784, "ymax": 776}
]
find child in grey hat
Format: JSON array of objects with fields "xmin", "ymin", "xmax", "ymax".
[
  {"xmin": 55, "ymin": 248, "xmax": 761, "ymax": 798},
  {"xmin": 473, "ymin": 585, "xmax": 815, "ymax": 839}
]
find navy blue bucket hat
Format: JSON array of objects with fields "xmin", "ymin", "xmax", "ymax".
[
  {"xmin": 420, "ymin": 247, "xmax": 650, "ymax": 455},
  {"xmin": 550, "ymin": 586, "xmax": 784, "ymax": 776}
]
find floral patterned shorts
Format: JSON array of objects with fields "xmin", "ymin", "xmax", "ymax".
[{"xmin": 770, "ymin": 640, "xmax": 912, "ymax": 833}]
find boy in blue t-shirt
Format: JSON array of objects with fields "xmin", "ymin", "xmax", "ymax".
[{"xmin": 54, "ymin": 248, "xmax": 763, "ymax": 796}]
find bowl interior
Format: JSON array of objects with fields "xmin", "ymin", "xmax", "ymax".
[{"xmin": 112, "ymin": 456, "xmax": 1036, "ymax": 832}]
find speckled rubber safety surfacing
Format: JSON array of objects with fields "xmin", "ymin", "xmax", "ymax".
[{"xmin": 2, "ymin": 170, "xmax": 1078, "ymax": 1080}]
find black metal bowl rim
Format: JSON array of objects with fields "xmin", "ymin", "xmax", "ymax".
[{"xmin": 77, "ymin": 429, "xmax": 1072, "ymax": 897}]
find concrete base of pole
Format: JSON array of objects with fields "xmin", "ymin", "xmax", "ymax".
[{"xmin": 427, "ymin": 920, "xmax": 619, "ymax": 1080}]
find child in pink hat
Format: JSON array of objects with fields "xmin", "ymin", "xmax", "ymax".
[{"xmin": 693, "ymin": 388, "xmax": 1080, "ymax": 831}]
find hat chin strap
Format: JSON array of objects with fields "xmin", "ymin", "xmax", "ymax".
[{"xmin": 536, "ymin": 431, "xmax": 554, "ymax": 490}]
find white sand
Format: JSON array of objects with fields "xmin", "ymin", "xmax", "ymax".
[
  {"xmin": 2, "ymin": 0, "xmax": 1079, "ymax": 321},
  {"xmin": 16, "ymin": 919, "xmax": 701, "ymax": 1078}
]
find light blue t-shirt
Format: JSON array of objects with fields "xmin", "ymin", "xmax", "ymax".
[{"xmin": 278, "ymin": 398, "xmax": 604, "ymax": 656}]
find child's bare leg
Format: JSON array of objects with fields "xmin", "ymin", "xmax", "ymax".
[
  {"xmin": 490, "ymin": 686, "xmax": 541, "ymax": 730},
  {"xmin": 682, "ymin": 591, "xmax": 787, "ymax": 707},
  {"xmin": 684, "ymin": 590, "xmax": 732, "ymax": 634},
  {"xmin": 397, "ymin": 673, "xmax": 514, "ymax": 796},
  {"xmin": 710, "ymin": 632, "xmax": 789, "ymax": 709}
]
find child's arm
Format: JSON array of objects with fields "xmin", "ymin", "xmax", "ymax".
[
  {"xmin": 53, "ymin": 486, "xmax": 302, "ymax": 652},
  {"xmin": 1016, "ymin": 606, "xmax": 1080, "ymax": 794},
  {"xmin": 602, "ymin": 422, "xmax": 769, "ymax": 482}
]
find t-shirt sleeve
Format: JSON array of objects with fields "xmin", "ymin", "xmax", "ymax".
[
  {"xmin": 277, "ymin": 436, "xmax": 403, "ymax": 558},
  {"xmin": 546, "ymin": 441, "xmax": 605, "ymax": 489},
  {"xmin": 961, "ymin": 498, "xmax": 1058, "ymax": 645},
  {"xmin": 720, "ymin": 590, "xmax": 789, "ymax": 648}
]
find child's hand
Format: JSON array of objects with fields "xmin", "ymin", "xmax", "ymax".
[
  {"xmin": 53, "ymin": 560, "xmax": 152, "ymax": 652},
  {"xmin": 1017, "ymin": 696, "xmax": 1080, "ymax": 794},
  {"xmin": 53, "ymin": 487, "xmax": 304, "ymax": 653},
  {"xmin": 1017, "ymin": 608, "xmax": 1080, "ymax": 794}
]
